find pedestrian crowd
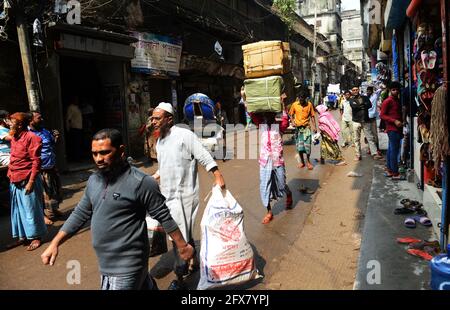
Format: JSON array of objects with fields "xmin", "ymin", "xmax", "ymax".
[{"xmin": 0, "ymin": 80, "xmax": 404, "ymax": 289}]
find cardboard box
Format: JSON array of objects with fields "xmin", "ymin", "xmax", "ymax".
[
  {"xmin": 242, "ymin": 41, "xmax": 291, "ymax": 78},
  {"xmin": 244, "ymin": 76, "xmax": 283, "ymax": 113}
]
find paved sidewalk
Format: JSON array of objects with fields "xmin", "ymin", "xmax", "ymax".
[{"xmin": 354, "ymin": 164, "xmax": 435, "ymax": 290}]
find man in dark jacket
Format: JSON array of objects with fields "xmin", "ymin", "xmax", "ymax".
[
  {"xmin": 380, "ymin": 81, "xmax": 404, "ymax": 180},
  {"xmin": 349, "ymin": 85, "xmax": 382, "ymax": 161},
  {"xmin": 41, "ymin": 128, "xmax": 194, "ymax": 290}
]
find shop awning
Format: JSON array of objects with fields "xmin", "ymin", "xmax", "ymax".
[
  {"xmin": 384, "ymin": 0, "xmax": 411, "ymax": 29},
  {"xmin": 406, "ymin": 0, "xmax": 424, "ymax": 18}
]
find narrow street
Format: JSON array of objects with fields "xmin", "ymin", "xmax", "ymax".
[{"xmin": 0, "ymin": 124, "xmax": 376, "ymax": 290}]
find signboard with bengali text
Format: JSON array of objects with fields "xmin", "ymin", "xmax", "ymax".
[{"xmin": 131, "ymin": 32, "xmax": 182, "ymax": 76}]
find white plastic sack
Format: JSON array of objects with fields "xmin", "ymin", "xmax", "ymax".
[{"xmin": 197, "ymin": 186, "xmax": 260, "ymax": 290}]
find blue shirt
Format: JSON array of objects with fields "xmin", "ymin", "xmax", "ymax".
[
  {"xmin": 0, "ymin": 126, "xmax": 10, "ymax": 153},
  {"xmin": 30, "ymin": 127, "xmax": 56, "ymax": 169},
  {"xmin": 368, "ymin": 91, "xmax": 381, "ymax": 119}
]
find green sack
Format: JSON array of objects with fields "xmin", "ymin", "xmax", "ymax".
[{"xmin": 244, "ymin": 76, "xmax": 283, "ymax": 113}]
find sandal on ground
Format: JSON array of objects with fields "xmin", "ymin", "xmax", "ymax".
[
  {"xmin": 413, "ymin": 215, "xmax": 432, "ymax": 227},
  {"xmin": 397, "ymin": 237, "xmax": 422, "ymax": 244},
  {"xmin": 26, "ymin": 239, "xmax": 41, "ymax": 251},
  {"xmin": 354, "ymin": 156, "xmax": 362, "ymax": 161},
  {"xmin": 262, "ymin": 213, "xmax": 273, "ymax": 224},
  {"xmin": 404, "ymin": 217, "xmax": 416, "ymax": 228},
  {"xmin": 297, "ymin": 163, "xmax": 305, "ymax": 169},
  {"xmin": 306, "ymin": 163, "xmax": 314, "ymax": 170},
  {"xmin": 392, "ymin": 174, "xmax": 406, "ymax": 181},
  {"xmin": 407, "ymin": 248, "xmax": 433, "ymax": 260},
  {"xmin": 394, "ymin": 207, "xmax": 415, "ymax": 215},
  {"xmin": 408, "ymin": 240, "xmax": 440, "ymax": 251}
]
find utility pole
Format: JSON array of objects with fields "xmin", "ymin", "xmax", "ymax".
[
  {"xmin": 310, "ymin": 1, "xmax": 317, "ymax": 102},
  {"xmin": 15, "ymin": 0, "xmax": 41, "ymax": 111}
]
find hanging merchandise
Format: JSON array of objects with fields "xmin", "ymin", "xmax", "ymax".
[
  {"xmin": 392, "ymin": 31, "xmax": 399, "ymax": 81},
  {"xmin": 33, "ymin": 19, "xmax": 43, "ymax": 47},
  {"xmin": 429, "ymin": 86, "xmax": 449, "ymax": 170}
]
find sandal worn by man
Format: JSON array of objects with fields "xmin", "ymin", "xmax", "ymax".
[
  {"xmin": 306, "ymin": 163, "xmax": 314, "ymax": 170},
  {"xmin": 26, "ymin": 239, "xmax": 41, "ymax": 251},
  {"xmin": 262, "ymin": 213, "xmax": 273, "ymax": 224}
]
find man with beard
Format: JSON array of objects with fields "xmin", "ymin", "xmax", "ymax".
[
  {"xmin": 8, "ymin": 112, "xmax": 47, "ymax": 251},
  {"xmin": 41, "ymin": 128, "xmax": 194, "ymax": 290},
  {"xmin": 29, "ymin": 111, "xmax": 64, "ymax": 224},
  {"xmin": 151, "ymin": 102, "xmax": 226, "ymax": 290}
]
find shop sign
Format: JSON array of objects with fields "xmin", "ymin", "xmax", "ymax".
[{"xmin": 131, "ymin": 32, "xmax": 182, "ymax": 76}]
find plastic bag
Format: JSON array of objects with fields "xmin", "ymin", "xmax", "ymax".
[
  {"xmin": 145, "ymin": 216, "xmax": 168, "ymax": 257},
  {"xmin": 197, "ymin": 186, "xmax": 260, "ymax": 290}
]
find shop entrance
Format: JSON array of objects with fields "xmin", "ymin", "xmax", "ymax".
[{"xmin": 59, "ymin": 56, "xmax": 126, "ymax": 166}]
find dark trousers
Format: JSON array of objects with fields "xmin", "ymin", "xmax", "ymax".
[{"xmin": 387, "ymin": 131, "xmax": 402, "ymax": 174}]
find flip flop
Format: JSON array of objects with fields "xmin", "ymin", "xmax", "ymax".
[
  {"xmin": 306, "ymin": 163, "xmax": 314, "ymax": 170},
  {"xmin": 408, "ymin": 240, "xmax": 440, "ymax": 251},
  {"xmin": 407, "ymin": 248, "xmax": 433, "ymax": 261},
  {"xmin": 404, "ymin": 217, "xmax": 416, "ymax": 228},
  {"xmin": 413, "ymin": 215, "xmax": 432, "ymax": 227},
  {"xmin": 262, "ymin": 213, "xmax": 273, "ymax": 224},
  {"xmin": 421, "ymin": 50, "xmax": 429, "ymax": 69},
  {"xmin": 394, "ymin": 207, "xmax": 415, "ymax": 215},
  {"xmin": 397, "ymin": 237, "xmax": 422, "ymax": 244},
  {"xmin": 26, "ymin": 239, "xmax": 41, "ymax": 251},
  {"xmin": 428, "ymin": 50, "xmax": 437, "ymax": 69}
]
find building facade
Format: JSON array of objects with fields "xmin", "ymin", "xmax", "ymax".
[
  {"xmin": 341, "ymin": 9, "xmax": 365, "ymax": 74},
  {"xmin": 296, "ymin": 0, "xmax": 344, "ymax": 83}
]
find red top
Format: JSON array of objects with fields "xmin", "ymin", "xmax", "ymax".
[
  {"xmin": 380, "ymin": 96, "xmax": 402, "ymax": 134},
  {"xmin": 8, "ymin": 130, "xmax": 42, "ymax": 183}
]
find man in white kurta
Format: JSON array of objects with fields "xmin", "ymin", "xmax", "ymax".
[{"xmin": 151, "ymin": 102, "xmax": 226, "ymax": 290}]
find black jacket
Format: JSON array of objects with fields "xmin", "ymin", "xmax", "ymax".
[{"xmin": 349, "ymin": 95, "xmax": 372, "ymax": 123}]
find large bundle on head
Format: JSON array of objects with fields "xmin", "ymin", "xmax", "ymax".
[
  {"xmin": 429, "ymin": 85, "xmax": 449, "ymax": 170},
  {"xmin": 243, "ymin": 76, "xmax": 284, "ymax": 113},
  {"xmin": 242, "ymin": 41, "xmax": 291, "ymax": 79}
]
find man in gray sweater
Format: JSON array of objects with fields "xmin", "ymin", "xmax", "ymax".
[{"xmin": 41, "ymin": 128, "xmax": 194, "ymax": 290}]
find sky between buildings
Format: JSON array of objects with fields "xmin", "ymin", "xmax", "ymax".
[{"xmin": 342, "ymin": 0, "xmax": 360, "ymax": 11}]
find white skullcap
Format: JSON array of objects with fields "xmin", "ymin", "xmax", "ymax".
[{"xmin": 155, "ymin": 102, "xmax": 173, "ymax": 115}]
